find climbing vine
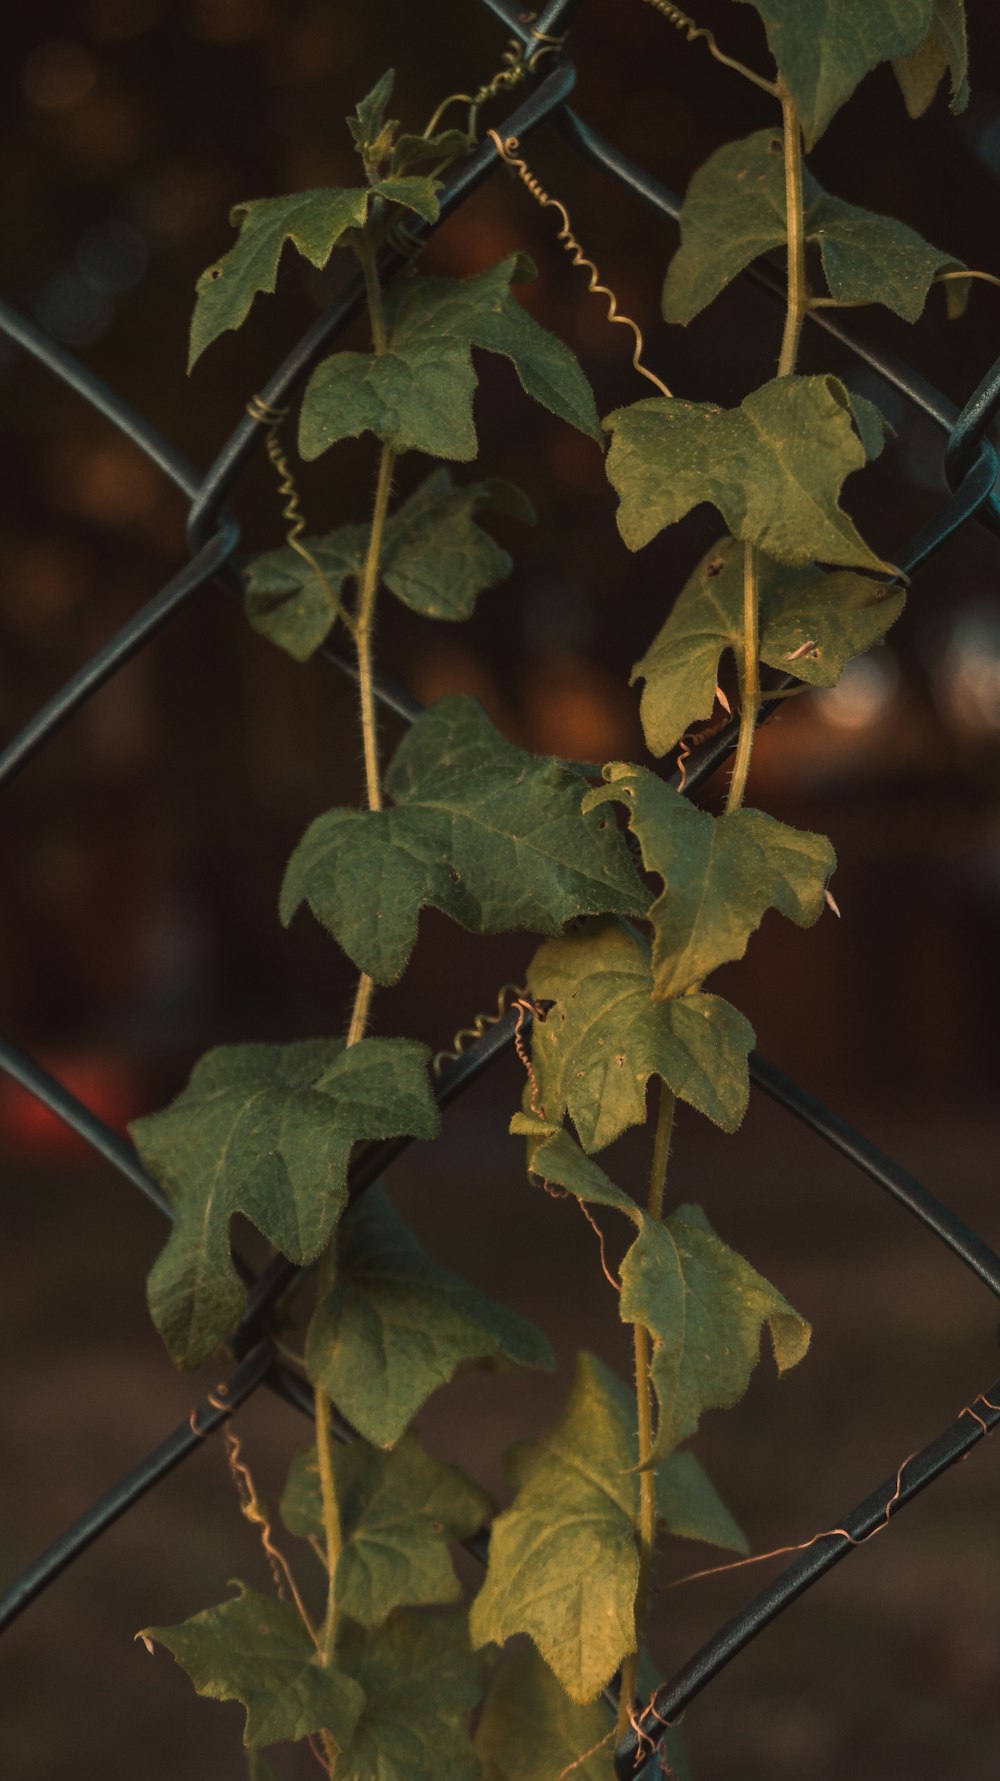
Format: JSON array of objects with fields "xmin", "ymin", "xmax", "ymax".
[{"xmin": 130, "ymin": 5, "xmax": 979, "ymax": 1776}]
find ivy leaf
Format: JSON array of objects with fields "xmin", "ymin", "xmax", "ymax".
[
  {"xmin": 391, "ymin": 130, "xmax": 470, "ymax": 175},
  {"xmin": 508, "ymin": 1115, "xmax": 644, "ymax": 1224},
  {"xmin": 245, "ymin": 526, "xmax": 366, "ymax": 662},
  {"xmin": 604, "ymin": 376, "xmax": 888, "ymax": 569},
  {"xmin": 663, "ymin": 128, "xmax": 965, "ymax": 325},
  {"xmin": 585, "ymin": 765, "xmax": 836, "ymax": 1000},
  {"xmin": 337, "ymin": 1610, "xmax": 483, "ymax": 1781},
  {"xmin": 280, "ymin": 1433, "xmax": 493, "ymax": 1626},
  {"xmin": 475, "ymin": 1646, "xmax": 614, "ymax": 1781},
  {"xmin": 619, "ymin": 1205, "xmax": 811, "ymax": 1462},
  {"xmin": 131, "ymin": 1038, "xmax": 438, "ymax": 1369},
  {"xmin": 141, "ymin": 1584, "xmax": 364, "ymax": 1749},
  {"xmin": 247, "ymin": 1756, "xmax": 282, "ymax": 1781},
  {"xmin": 469, "ymin": 1352, "xmax": 640, "ymax": 1702},
  {"xmin": 298, "ymin": 255, "xmax": 601, "ymax": 462},
  {"xmin": 306, "ymin": 1189, "xmax": 554, "ymax": 1447},
  {"xmin": 527, "ymin": 919, "xmax": 754, "ymax": 1149},
  {"xmin": 735, "ymin": 0, "xmax": 933, "ymax": 146},
  {"xmin": 189, "ymin": 188, "xmax": 370, "ymax": 368},
  {"xmin": 893, "ymin": 0, "xmax": 968, "ymax": 116},
  {"xmin": 280, "ymin": 695, "xmax": 647, "ymax": 985},
  {"xmin": 371, "ymin": 176, "xmax": 441, "ymax": 223},
  {"xmin": 632, "ymin": 534, "xmax": 905, "ymax": 757},
  {"xmin": 657, "ymin": 1450, "xmax": 748, "ymax": 1553},
  {"xmin": 348, "ymin": 70, "xmax": 396, "ymax": 150}
]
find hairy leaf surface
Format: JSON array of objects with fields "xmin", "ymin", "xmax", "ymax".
[
  {"xmin": 141, "ymin": 1585, "xmax": 364, "ymax": 1749},
  {"xmin": 632, "ymin": 534, "xmax": 905, "ymax": 756},
  {"xmin": 735, "ymin": 0, "xmax": 933, "ymax": 145},
  {"xmin": 893, "ymin": 0, "xmax": 968, "ymax": 116},
  {"xmin": 132, "ymin": 1038, "xmax": 438, "ymax": 1369},
  {"xmin": 306, "ymin": 1189, "xmax": 553, "ymax": 1446},
  {"xmin": 604, "ymin": 376, "xmax": 887, "ymax": 568},
  {"xmin": 508, "ymin": 1115, "xmax": 643, "ymax": 1223},
  {"xmin": 299, "ymin": 255, "xmax": 600, "ymax": 461},
  {"xmin": 190, "ymin": 188, "xmax": 370, "ymax": 367},
  {"xmin": 663, "ymin": 128, "xmax": 965, "ymax": 324},
  {"xmin": 280, "ymin": 1433, "xmax": 492, "ymax": 1625},
  {"xmin": 585, "ymin": 765, "xmax": 835, "ymax": 999},
  {"xmin": 619, "ymin": 1206, "xmax": 811, "ymax": 1461},
  {"xmin": 281, "ymin": 696, "xmax": 646, "ymax": 984},
  {"xmin": 527, "ymin": 920, "xmax": 754, "ymax": 1148},
  {"xmin": 337, "ymin": 1610, "xmax": 482, "ymax": 1781},
  {"xmin": 474, "ymin": 1646, "xmax": 614, "ymax": 1781}
]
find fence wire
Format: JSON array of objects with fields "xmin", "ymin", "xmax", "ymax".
[{"xmin": 2, "ymin": 3, "xmax": 999, "ymax": 1777}]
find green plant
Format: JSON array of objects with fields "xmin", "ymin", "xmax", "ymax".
[{"xmin": 129, "ymin": 7, "xmax": 983, "ymax": 1775}]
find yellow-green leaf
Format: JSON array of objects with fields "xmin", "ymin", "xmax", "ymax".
[
  {"xmin": 632, "ymin": 534, "xmax": 905, "ymax": 757},
  {"xmin": 735, "ymin": 0, "xmax": 933, "ymax": 146},
  {"xmin": 306, "ymin": 1189, "xmax": 554, "ymax": 1447},
  {"xmin": 585, "ymin": 765, "xmax": 835, "ymax": 1000},
  {"xmin": 131, "ymin": 1038, "xmax": 438, "ymax": 1369},
  {"xmin": 337, "ymin": 1610, "xmax": 483, "ymax": 1781},
  {"xmin": 141, "ymin": 1584, "xmax": 364, "ymax": 1749},
  {"xmin": 527, "ymin": 919, "xmax": 754, "ymax": 1149},
  {"xmin": 280, "ymin": 1433, "xmax": 493, "ymax": 1626},
  {"xmin": 893, "ymin": 0, "xmax": 968, "ymax": 116},
  {"xmin": 475, "ymin": 1646, "xmax": 614, "ymax": 1781},
  {"xmin": 604, "ymin": 375, "xmax": 888, "ymax": 569}
]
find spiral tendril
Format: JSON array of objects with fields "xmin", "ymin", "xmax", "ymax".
[
  {"xmin": 246, "ymin": 395, "xmax": 349, "ymax": 631},
  {"xmin": 432, "ymin": 983, "xmax": 526, "ymax": 1076}
]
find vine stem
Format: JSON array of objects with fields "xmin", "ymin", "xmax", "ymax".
[
  {"xmin": 725, "ymin": 540, "xmax": 760, "ymax": 815},
  {"xmin": 617, "ymin": 1080, "xmax": 676, "ymax": 1742},
  {"xmin": 776, "ymin": 77, "xmax": 807, "ymax": 380}
]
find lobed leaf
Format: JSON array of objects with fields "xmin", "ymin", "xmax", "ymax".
[
  {"xmin": 893, "ymin": 0, "xmax": 968, "ymax": 116},
  {"xmin": 619, "ymin": 1205, "xmax": 811, "ymax": 1462},
  {"xmin": 663, "ymin": 128, "xmax": 966, "ymax": 326},
  {"xmin": 735, "ymin": 0, "xmax": 933, "ymax": 146},
  {"xmin": 280, "ymin": 1432, "xmax": 493, "ymax": 1626},
  {"xmin": 131, "ymin": 1037, "xmax": 438, "ymax": 1369},
  {"xmin": 189, "ymin": 188, "xmax": 370, "ymax": 368},
  {"xmin": 280, "ymin": 695, "xmax": 647, "ymax": 985},
  {"xmin": 298, "ymin": 255, "xmax": 601, "ymax": 462},
  {"xmin": 585, "ymin": 765, "xmax": 836, "ymax": 1000},
  {"xmin": 632, "ymin": 534, "xmax": 905, "ymax": 757},
  {"xmin": 141, "ymin": 1584, "xmax": 364, "ymax": 1749},
  {"xmin": 474, "ymin": 1646, "xmax": 614, "ymax": 1781},
  {"xmin": 604, "ymin": 375, "xmax": 888, "ymax": 568},
  {"xmin": 656, "ymin": 1449, "xmax": 748, "ymax": 1554},
  {"xmin": 371, "ymin": 176, "xmax": 441, "ymax": 223},
  {"xmin": 508, "ymin": 1114, "xmax": 643, "ymax": 1224},
  {"xmin": 337, "ymin": 1610, "xmax": 483, "ymax": 1781},
  {"xmin": 527, "ymin": 919, "xmax": 754, "ymax": 1149},
  {"xmin": 306, "ymin": 1189, "xmax": 553, "ymax": 1447},
  {"xmin": 245, "ymin": 525, "xmax": 366, "ymax": 662}
]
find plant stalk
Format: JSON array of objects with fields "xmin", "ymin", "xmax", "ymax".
[
  {"xmin": 616, "ymin": 1080, "xmax": 676, "ymax": 1742},
  {"xmin": 725, "ymin": 540, "xmax": 760, "ymax": 815},
  {"xmin": 776, "ymin": 78, "xmax": 807, "ymax": 380},
  {"xmin": 315, "ymin": 1244, "xmax": 344, "ymax": 1669}
]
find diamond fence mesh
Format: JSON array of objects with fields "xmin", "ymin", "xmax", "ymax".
[{"xmin": 2, "ymin": 3, "xmax": 1000, "ymax": 1776}]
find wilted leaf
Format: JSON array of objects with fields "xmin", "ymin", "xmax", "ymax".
[
  {"xmin": 663, "ymin": 128, "xmax": 965, "ymax": 325},
  {"xmin": 281, "ymin": 695, "xmax": 646, "ymax": 985},
  {"xmin": 190, "ymin": 188, "xmax": 370, "ymax": 367},
  {"xmin": 131, "ymin": 1038, "xmax": 438, "ymax": 1369},
  {"xmin": 735, "ymin": 0, "xmax": 933, "ymax": 145},
  {"xmin": 337, "ymin": 1610, "xmax": 483, "ymax": 1781},
  {"xmin": 604, "ymin": 376, "xmax": 888, "ymax": 569},
  {"xmin": 527, "ymin": 919, "xmax": 754, "ymax": 1149},
  {"xmin": 632, "ymin": 534, "xmax": 905, "ymax": 756},
  {"xmin": 299, "ymin": 255, "xmax": 600, "ymax": 462},
  {"xmin": 619, "ymin": 1205, "xmax": 811, "ymax": 1462},
  {"xmin": 585, "ymin": 765, "xmax": 835, "ymax": 999},
  {"xmin": 280, "ymin": 1433, "xmax": 492, "ymax": 1625},
  {"xmin": 893, "ymin": 0, "xmax": 968, "ymax": 116},
  {"xmin": 141, "ymin": 1584, "xmax": 364, "ymax": 1749},
  {"xmin": 306, "ymin": 1189, "xmax": 553, "ymax": 1447}
]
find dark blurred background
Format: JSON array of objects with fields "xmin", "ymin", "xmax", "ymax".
[{"xmin": 2, "ymin": 3, "xmax": 1000, "ymax": 1777}]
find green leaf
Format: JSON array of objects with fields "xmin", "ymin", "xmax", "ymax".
[
  {"xmin": 656, "ymin": 1450, "xmax": 748, "ymax": 1553},
  {"xmin": 632, "ymin": 534, "xmax": 905, "ymax": 757},
  {"xmin": 893, "ymin": 0, "xmax": 969, "ymax": 116},
  {"xmin": 391, "ymin": 130, "xmax": 470, "ymax": 176},
  {"xmin": 475, "ymin": 1646, "xmax": 614, "ymax": 1781},
  {"xmin": 348, "ymin": 70, "xmax": 396, "ymax": 150},
  {"xmin": 469, "ymin": 1352, "xmax": 640, "ymax": 1702},
  {"xmin": 337, "ymin": 1610, "xmax": 483, "ymax": 1781},
  {"xmin": 247, "ymin": 1755, "xmax": 283, "ymax": 1781},
  {"xmin": 372, "ymin": 176, "xmax": 441, "ymax": 223},
  {"xmin": 662, "ymin": 128, "xmax": 965, "ymax": 325},
  {"xmin": 280, "ymin": 1433, "xmax": 493, "ymax": 1626},
  {"xmin": 244, "ymin": 470, "xmax": 533, "ymax": 661},
  {"xmin": 306, "ymin": 1189, "xmax": 554, "ymax": 1447},
  {"xmin": 189, "ymin": 188, "xmax": 370, "ymax": 368},
  {"xmin": 131, "ymin": 1038, "xmax": 438, "ymax": 1369},
  {"xmin": 585, "ymin": 765, "xmax": 835, "ymax": 1000},
  {"xmin": 141, "ymin": 1584, "xmax": 364, "ymax": 1749},
  {"xmin": 508, "ymin": 1115, "xmax": 643, "ymax": 1224},
  {"xmin": 298, "ymin": 256, "xmax": 601, "ymax": 462},
  {"xmin": 735, "ymin": 0, "xmax": 933, "ymax": 146},
  {"xmin": 604, "ymin": 376, "xmax": 888, "ymax": 569},
  {"xmin": 280, "ymin": 695, "xmax": 646, "ymax": 985},
  {"xmin": 527, "ymin": 919, "xmax": 754, "ymax": 1148},
  {"xmin": 619, "ymin": 1205, "xmax": 811, "ymax": 1462}
]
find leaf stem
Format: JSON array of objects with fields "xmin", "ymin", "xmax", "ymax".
[
  {"xmin": 776, "ymin": 78, "xmax": 807, "ymax": 380},
  {"xmin": 315, "ymin": 1246, "xmax": 344, "ymax": 1670},
  {"xmin": 616, "ymin": 1079, "xmax": 676, "ymax": 1742},
  {"xmin": 726, "ymin": 540, "xmax": 760, "ymax": 815}
]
